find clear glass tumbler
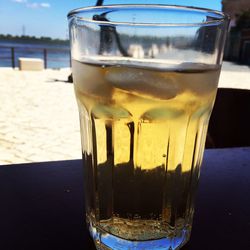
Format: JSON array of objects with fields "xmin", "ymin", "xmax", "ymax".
[{"xmin": 68, "ymin": 4, "xmax": 229, "ymax": 250}]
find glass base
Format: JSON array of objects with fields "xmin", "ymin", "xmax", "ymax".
[{"xmin": 88, "ymin": 222, "xmax": 190, "ymax": 250}]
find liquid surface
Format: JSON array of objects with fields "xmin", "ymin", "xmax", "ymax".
[{"xmin": 72, "ymin": 58, "xmax": 220, "ymax": 246}]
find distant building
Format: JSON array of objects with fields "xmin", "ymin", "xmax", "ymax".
[
  {"xmin": 222, "ymin": 0, "xmax": 250, "ymax": 21},
  {"xmin": 222, "ymin": 0, "xmax": 250, "ymax": 64},
  {"xmin": 222, "ymin": 0, "xmax": 250, "ymax": 29}
]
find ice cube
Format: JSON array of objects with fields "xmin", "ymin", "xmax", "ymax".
[
  {"xmin": 92, "ymin": 104, "xmax": 131, "ymax": 119},
  {"xmin": 175, "ymin": 63, "xmax": 220, "ymax": 95},
  {"xmin": 72, "ymin": 60, "xmax": 113, "ymax": 99},
  {"xmin": 105, "ymin": 67, "xmax": 180, "ymax": 100},
  {"xmin": 141, "ymin": 107, "xmax": 184, "ymax": 121}
]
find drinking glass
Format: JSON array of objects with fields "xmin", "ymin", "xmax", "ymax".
[{"xmin": 68, "ymin": 4, "xmax": 229, "ymax": 250}]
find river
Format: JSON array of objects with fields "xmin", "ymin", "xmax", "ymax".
[{"xmin": 0, "ymin": 40, "xmax": 70, "ymax": 68}]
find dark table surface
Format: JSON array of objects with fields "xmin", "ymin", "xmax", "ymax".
[{"xmin": 0, "ymin": 147, "xmax": 250, "ymax": 250}]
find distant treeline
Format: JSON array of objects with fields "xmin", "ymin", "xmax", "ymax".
[{"xmin": 0, "ymin": 34, "xmax": 69, "ymax": 45}]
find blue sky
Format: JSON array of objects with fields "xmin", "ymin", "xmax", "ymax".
[{"xmin": 0, "ymin": 0, "xmax": 222, "ymax": 39}]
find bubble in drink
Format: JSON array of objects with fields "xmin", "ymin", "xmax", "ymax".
[{"xmin": 72, "ymin": 58, "xmax": 220, "ymax": 245}]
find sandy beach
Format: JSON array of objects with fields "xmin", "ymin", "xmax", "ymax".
[
  {"xmin": 0, "ymin": 68, "xmax": 81, "ymax": 164},
  {"xmin": 0, "ymin": 61, "xmax": 249, "ymax": 165}
]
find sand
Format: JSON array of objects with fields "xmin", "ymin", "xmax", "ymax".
[{"xmin": 0, "ymin": 68, "xmax": 81, "ymax": 164}]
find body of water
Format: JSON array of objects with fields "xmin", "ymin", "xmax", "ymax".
[{"xmin": 0, "ymin": 40, "xmax": 70, "ymax": 68}]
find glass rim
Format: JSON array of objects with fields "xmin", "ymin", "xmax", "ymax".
[{"xmin": 67, "ymin": 4, "xmax": 229, "ymax": 27}]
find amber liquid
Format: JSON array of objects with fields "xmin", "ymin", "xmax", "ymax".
[{"xmin": 72, "ymin": 58, "xmax": 220, "ymax": 243}]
